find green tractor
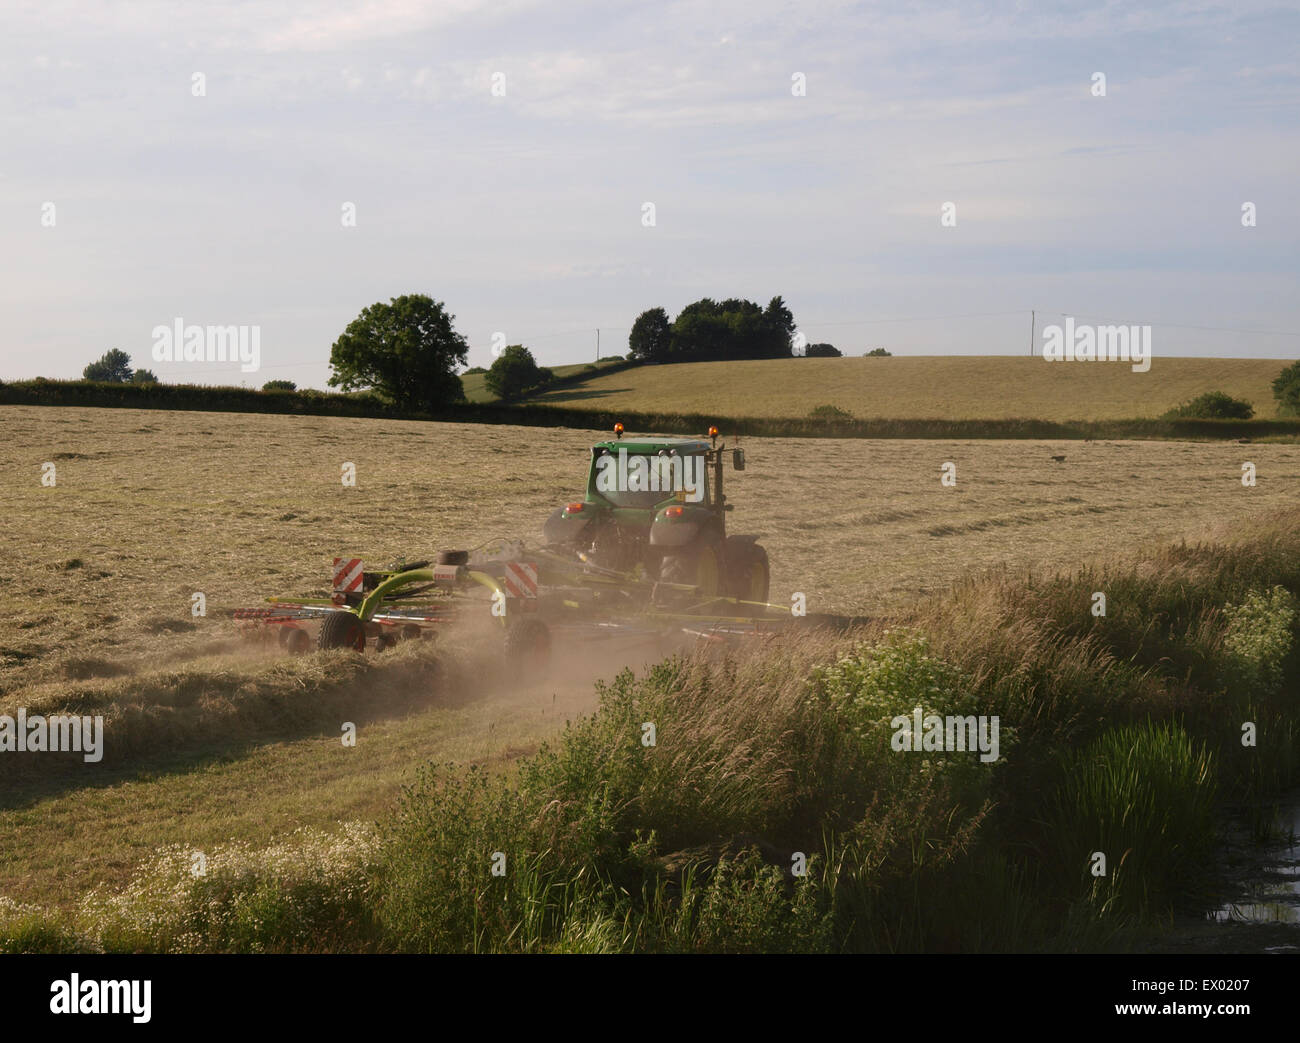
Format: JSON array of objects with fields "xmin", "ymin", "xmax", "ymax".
[{"xmin": 542, "ymin": 426, "xmax": 770, "ymax": 608}]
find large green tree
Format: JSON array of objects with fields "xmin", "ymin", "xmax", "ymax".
[
  {"xmin": 83, "ymin": 348, "xmax": 133, "ymax": 383},
  {"xmin": 485, "ymin": 344, "xmax": 552, "ymax": 401},
  {"xmin": 328, "ymin": 295, "xmax": 468, "ymax": 410},
  {"xmin": 628, "ymin": 307, "xmax": 673, "ymax": 362},
  {"xmin": 1273, "ymin": 360, "xmax": 1300, "ymax": 416}
]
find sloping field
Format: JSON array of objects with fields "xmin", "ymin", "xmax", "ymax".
[
  {"xmin": 461, "ymin": 359, "xmax": 623, "ymax": 402},
  {"xmin": 530, "ymin": 356, "xmax": 1289, "ymax": 420},
  {"xmin": 3, "ymin": 404, "xmax": 1300, "ymax": 909}
]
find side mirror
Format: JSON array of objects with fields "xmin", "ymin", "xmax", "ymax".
[{"xmin": 732, "ymin": 448, "xmax": 745, "ymax": 471}]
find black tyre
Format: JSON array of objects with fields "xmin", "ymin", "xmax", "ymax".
[
  {"xmin": 658, "ymin": 531, "xmax": 724, "ymax": 601},
  {"xmin": 725, "ymin": 538, "xmax": 770, "ymax": 610},
  {"xmin": 504, "ymin": 617, "xmax": 551, "ymax": 675},
  {"xmin": 318, "ymin": 611, "xmax": 366, "ymax": 651}
]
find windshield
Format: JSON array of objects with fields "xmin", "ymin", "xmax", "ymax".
[{"xmin": 591, "ymin": 450, "xmax": 707, "ymax": 509}]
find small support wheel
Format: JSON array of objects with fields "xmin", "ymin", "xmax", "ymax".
[
  {"xmin": 504, "ymin": 617, "xmax": 551, "ymax": 675},
  {"xmin": 318, "ymin": 611, "xmax": 367, "ymax": 651}
]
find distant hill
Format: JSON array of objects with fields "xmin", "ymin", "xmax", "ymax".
[
  {"xmin": 460, "ymin": 359, "xmax": 624, "ymax": 403},
  {"xmin": 524, "ymin": 356, "xmax": 1291, "ymax": 421}
]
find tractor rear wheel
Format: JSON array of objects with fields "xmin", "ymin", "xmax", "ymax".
[
  {"xmin": 318, "ymin": 611, "xmax": 367, "ymax": 652},
  {"xmin": 725, "ymin": 539, "xmax": 770, "ymax": 611},
  {"xmin": 658, "ymin": 533, "xmax": 724, "ymax": 601}
]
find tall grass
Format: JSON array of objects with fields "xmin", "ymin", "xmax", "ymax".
[
  {"xmin": 0, "ymin": 825, "xmax": 380, "ymax": 953},
  {"xmin": 7, "ymin": 511, "xmax": 1299, "ymax": 952},
  {"xmin": 1038, "ymin": 721, "xmax": 1218, "ymax": 917}
]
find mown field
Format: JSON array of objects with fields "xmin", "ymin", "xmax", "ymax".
[
  {"xmin": 529, "ymin": 356, "xmax": 1289, "ymax": 420},
  {"xmin": 2, "ymin": 404, "xmax": 1299, "ymax": 947}
]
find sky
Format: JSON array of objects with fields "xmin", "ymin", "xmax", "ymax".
[{"xmin": 2, "ymin": 0, "xmax": 1298, "ymax": 388}]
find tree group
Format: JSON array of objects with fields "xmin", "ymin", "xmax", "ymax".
[{"xmin": 628, "ymin": 297, "xmax": 796, "ymax": 363}]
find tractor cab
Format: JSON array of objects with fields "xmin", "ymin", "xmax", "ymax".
[{"xmin": 542, "ymin": 424, "xmax": 767, "ymax": 608}]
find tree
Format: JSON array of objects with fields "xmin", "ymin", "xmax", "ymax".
[
  {"xmin": 1273, "ymin": 361, "xmax": 1300, "ymax": 416},
  {"xmin": 262, "ymin": 379, "xmax": 296, "ymax": 391},
  {"xmin": 865, "ymin": 348, "xmax": 892, "ymax": 357},
  {"xmin": 628, "ymin": 308, "xmax": 673, "ymax": 362},
  {"xmin": 668, "ymin": 296, "xmax": 796, "ymax": 361},
  {"xmin": 761, "ymin": 296, "xmax": 795, "ymax": 358},
  {"xmin": 83, "ymin": 349, "xmax": 133, "ymax": 383},
  {"xmin": 1163, "ymin": 390, "xmax": 1254, "ymax": 420},
  {"xmin": 485, "ymin": 345, "xmax": 553, "ymax": 401},
  {"xmin": 805, "ymin": 343, "xmax": 842, "ymax": 358},
  {"xmin": 328, "ymin": 294, "xmax": 468, "ymax": 410},
  {"xmin": 131, "ymin": 368, "xmax": 159, "ymax": 385}
]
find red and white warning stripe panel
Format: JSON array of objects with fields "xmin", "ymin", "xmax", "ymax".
[
  {"xmin": 332, "ymin": 558, "xmax": 364, "ymax": 593},
  {"xmin": 503, "ymin": 561, "xmax": 538, "ymax": 598}
]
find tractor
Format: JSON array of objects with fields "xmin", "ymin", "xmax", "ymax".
[
  {"xmin": 235, "ymin": 426, "xmax": 778, "ymax": 661},
  {"xmin": 542, "ymin": 425, "xmax": 770, "ymax": 607}
]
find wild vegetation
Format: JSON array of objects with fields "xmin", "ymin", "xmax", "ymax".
[
  {"xmin": 2, "ymin": 405, "xmax": 1297, "ymax": 951},
  {"xmin": 4, "ymin": 510, "xmax": 1297, "ymax": 952}
]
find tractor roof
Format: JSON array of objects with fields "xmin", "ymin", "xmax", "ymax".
[{"xmin": 592, "ymin": 437, "xmax": 711, "ymax": 454}]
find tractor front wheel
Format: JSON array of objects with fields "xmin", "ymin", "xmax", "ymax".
[{"xmin": 319, "ymin": 611, "xmax": 367, "ymax": 652}]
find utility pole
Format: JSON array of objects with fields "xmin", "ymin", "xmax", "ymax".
[
  {"xmin": 596, "ymin": 328, "xmax": 600, "ymax": 361},
  {"xmin": 1029, "ymin": 310, "xmax": 1035, "ymax": 357}
]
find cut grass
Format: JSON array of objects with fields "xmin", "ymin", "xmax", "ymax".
[{"xmin": 0, "ymin": 662, "xmax": 598, "ymax": 912}]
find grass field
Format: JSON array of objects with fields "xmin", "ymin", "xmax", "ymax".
[
  {"xmin": 3, "ymin": 404, "xmax": 1300, "ymax": 917},
  {"xmin": 528, "ymin": 356, "xmax": 1290, "ymax": 420},
  {"xmin": 460, "ymin": 359, "xmax": 622, "ymax": 403}
]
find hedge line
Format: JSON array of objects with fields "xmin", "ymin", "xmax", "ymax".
[{"xmin": 3, "ymin": 377, "xmax": 1299, "ymax": 441}]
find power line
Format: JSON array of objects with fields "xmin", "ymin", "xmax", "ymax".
[
  {"xmin": 1050, "ymin": 312, "xmax": 1300, "ymax": 339},
  {"xmin": 800, "ymin": 310, "xmax": 1030, "ymax": 328}
]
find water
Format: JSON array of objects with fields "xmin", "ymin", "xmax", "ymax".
[
  {"xmin": 1211, "ymin": 796, "xmax": 1300, "ymax": 949},
  {"xmin": 1142, "ymin": 792, "xmax": 1300, "ymax": 953}
]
